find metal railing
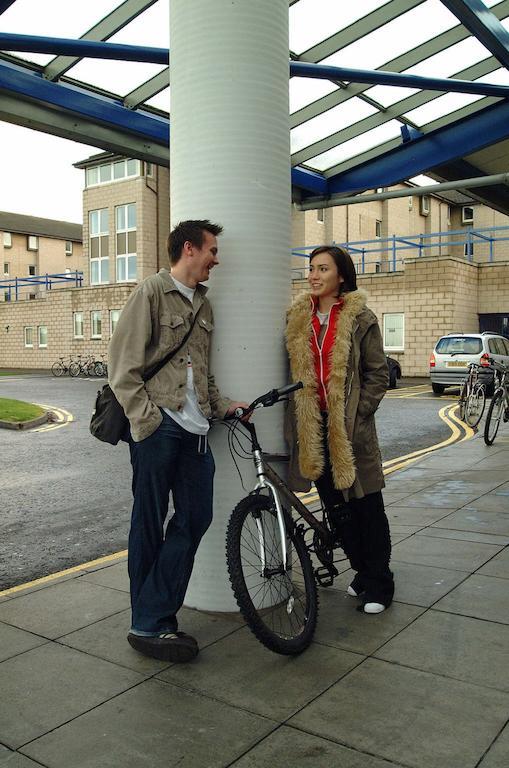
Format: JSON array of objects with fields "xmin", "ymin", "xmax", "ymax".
[
  {"xmin": 0, "ymin": 271, "xmax": 84, "ymax": 301},
  {"xmin": 291, "ymin": 225, "xmax": 509, "ymax": 278}
]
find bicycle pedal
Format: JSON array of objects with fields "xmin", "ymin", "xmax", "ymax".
[{"xmin": 315, "ymin": 565, "xmax": 338, "ymax": 587}]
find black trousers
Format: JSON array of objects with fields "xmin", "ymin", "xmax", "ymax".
[{"xmin": 314, "ymin": 434, "xmax": 394, "ymax": 606}]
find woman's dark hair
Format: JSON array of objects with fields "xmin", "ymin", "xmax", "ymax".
[
  {"xmin": 167, "ymin": 219, "xmax": 223, "ymax": 265},
  {"xmin": 309, "ymin": 245, "xmax": 357, "ymax": 293}
]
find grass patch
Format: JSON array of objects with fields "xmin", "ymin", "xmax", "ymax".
[
  {"xmin": 0, "ymin": 372, "xmax": 17, "ymax": 376},
  {"xmin": 0, "ymin": 398, "xmax": 45, "ymax": 423}
]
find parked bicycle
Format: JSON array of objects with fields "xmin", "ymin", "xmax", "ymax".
[
  {"xmin": 458, "ymin": 362, "xmax": 486, "ymax": 427},
  {"xmin": 51, "ymin": 356, "xmax": 73, "ymax": 377},
  {"xmin": 224, "ymin": 381, "xmax": 349, "ymax": 656},
  {"xmin": 94, "ymin": 355, "xmax": 108, "ymax": 378},
  {"xmin": 69, "ymin": 354, "xmax": 96, "ymax": 377},
  {"xmin": 484, "ymin": 359, "xmax": 509, "ymax": 445}
]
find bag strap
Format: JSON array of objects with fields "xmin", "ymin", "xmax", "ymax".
[{"xmin": 142, "ymin": 305, "xmax": 202, "ymax": 383}]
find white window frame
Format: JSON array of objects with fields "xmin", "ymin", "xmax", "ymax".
[
  {"xmin": 89, "ymin": 208, "xmax": 109, "ymax": 285},
  {"xmin": 65, "ymin": 240, "xmax": 73, "ymax": 255},
  {"xmin": 27, "ymin": 235, "xmax": 38, "ymax": 251},
  {"xmin": 420, "ymin": 196, "xmax": 430, "ymax": 216},
  {"xmin": 408, "ymin": 196, "xmax": 413, "ymax": 211},
  {"xmin": 91, "ymin": 310, "xmax": 102, "ymax": 339},
  {"xmin": 73, "ymin": 311, "xmax": 84, "ymax": 339},
  {"xmin": 86, "ymin": 159, "xmax": 140, "ymax": 188},
  {"xmin": 38, "ymin": 325, "xmax": 48, "ymax": 348},
  {"xmin": 115, "ymin": 203, "xmax": 137, "ymax": 282},
  {"xmin": 383, "ymin": 313, "xmax": 405, "ymax": 352},
  {"xmin": 145, "ymin": 161, "xmax": 154, "ymax": 177},
  {"xmin": 462, "ymin": 206, "xmax": 474, "ymax": 224},
  {"xmin": 24, "ymin": 326, "xmax": 34, "ymax": 348},
  {"xmin": 375, "ymin": 220, "xmax": 382, "ymax": 238},
  {"xmin": 3, "ymin": 232, "xmax": 12, "ymax": 248},
  {"xmin": 110, "ymin": 309, "xmax": 121, "ymax": 335}
]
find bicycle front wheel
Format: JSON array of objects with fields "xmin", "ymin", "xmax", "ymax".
[
  {"xmin": 465, "ymin": 385, "xmax": 486, "ymax": 427},
  {"xmin": 68, "ymin": 362, "xmax": 80, "ymax": 377},
  {"xmin": 51, "ymin": 361, "xmax": 64, "ymax": 377},
  {"xmin": 484, "ymin": 390, "xmax": 504, "ymax": 445},
  {"xmin": 226, "ymin": 494, "xmax": 318, "ymax": 655}
]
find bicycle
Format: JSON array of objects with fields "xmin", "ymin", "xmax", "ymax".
[
  {"xmin": 484, "ymin": 359, "xmax": 509, "ymax": 445},
  {"xmin": 94, "ymin": 355, "xmax": 108, "ymax": 378},
  {"xmin": 224, "ymin": 381, "xmax": 348, "ymax": 656},
  {"xmin": 458, "ymin": 362, "xmax": 486, "ymax": 427},
  {"xmin": 51, "ymin": 356, "xmax": 73, "ymax": 377}
]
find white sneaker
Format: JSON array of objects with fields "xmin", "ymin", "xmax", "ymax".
[{"xmin": 363, "ymin": 602, "xmax": 385, "ymax": 614}]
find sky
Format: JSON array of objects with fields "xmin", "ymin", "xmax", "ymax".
[{"xmin": 0, "ymin": 0, "xmax": 502, "ymax": 224}]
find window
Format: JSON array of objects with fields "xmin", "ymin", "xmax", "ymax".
[
  {"xmin": 383, "ymin": 313, "xmax": 404, "ymax": 351},
  {"xmin": 115, "ymin": 203, "xmax": 137, "ymax": 281},
  {"xmin": 3, "ymin": 262, "xmax": 9, "ymax": 275},
  {"xmin": 4, "ymin": 291, "xmax": 11, "ymax": 302},
  {"xmin": 375, "ymin": 187, "xmax": 383, "ymax": 194},
  {"xmin": 420, "ymin": 196, "xmax": 430, "ymax": 216},
  {"xmin": 464, "ymin": 241, "xmax": 474, "ymax": 258},
  {"xmin": 145, "ymin": 161, "xmax": 154, "ymax": 177},
  {"xmin": 65, "ymin": 241, "xmax": 73, "ymax": 255},
  {"xmin": 408, "ymin": 196, "xmax": 413, "ymax": 211},
  {"xmin": 73, "ymin": 311, "xmax": 84, "ymax": 338},
  {"xmin": 91, "ymin": 310, "xmax": 102, "ymax": 339},
  {"xmin": 28, "ymin": 293, "xmax": 36, "ymax": 300},
  {"xmin": 28, "ymin": 265, "xmax": 36, "ymax": 276},
  {"xmin": 3, "ymin": 232, "xmax": 11, "ymax": 248},
  {"xmin": 462, "ymin": 206, "xmax": 474, "ymax": 224},
  {"xmin": 436, "ymin": 336, "xmax": 482, "ymax": 354},
  {"xmin": 86, "ymin": 159, "xmax": 140, "ymax": 187},
  {"xmin": 89, "ymin": 208, "xmax": 109, "ymax": 284},
  {"xmin": 110, "ymin": 309, "xmax": 121, "ymax": 335},
  {"xmin": 24, "ymin": 326, "xmax": 34, "ymax": 347},
  {"xmin": 316, "ymin": 208, "xmax": 324, "ymax": 223},
  {"xmin": 27, "ymin": 235, "xmax": 38, "ymax": 251},
  {"xmin": 446, "ymin": 205, "xmax": 451, "ymax": 225},
  {"xmin": 375, "ymin": 220, "xmax": 382, "ymax": 238},
  {"xmin": 65, "ymin": 267, "xmax": 71, "ymax": 274},
  {"xmin": 38, "ymin": 326, "xmax": 48, "ymax": 348}
]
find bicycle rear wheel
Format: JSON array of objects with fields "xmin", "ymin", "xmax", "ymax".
[
  {"xmin": 484, "ymin": 390, "xmax": 504, "ymax": 445},
  {"xmin": 465, "ymin": 385, "xmax": 486, "ymax": 427},
  {"xmin": 51, "ymin": 361, "xmax": 64, "ymax": 377},
  {"xmin": 226, "ymin": 494, "xmax": 318, "ymax": 655},
  {"xmin": 68, "ymin": 362, "xmax": 80, "ymax": 377}
]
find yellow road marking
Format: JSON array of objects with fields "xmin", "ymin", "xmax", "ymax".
[
  {"xmin": 0, "ymin": 550, "xmax": 128, "ymax": 597},
  {"xmin": 31, "ymin": 404, "xmax": 73, "ymax": 432}
]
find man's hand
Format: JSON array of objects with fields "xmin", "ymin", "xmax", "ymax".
[{"xmin": 225, "ymin": 401, "xmax": 251, "ymax": 421}]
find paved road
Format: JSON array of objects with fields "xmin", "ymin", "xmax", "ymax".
[{"xmin": 0, "ymin": 374, "xmax": 461, "ymax": 589}]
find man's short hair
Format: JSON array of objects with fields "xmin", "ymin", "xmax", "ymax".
[{"xmin": 167, "ymin": 220, "xmax": 223, "ymax": 265}]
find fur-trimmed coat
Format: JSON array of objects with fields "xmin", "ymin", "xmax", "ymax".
[{"xmin": 284, "ymin": 289, "xmax": 388, "ymax": 499}]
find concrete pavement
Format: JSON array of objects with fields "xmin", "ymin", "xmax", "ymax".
[{"xmin": 0, "ymin": 430, "xmax": 508, "ymax": 768}]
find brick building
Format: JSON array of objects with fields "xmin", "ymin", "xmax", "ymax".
[{"xmin": 0, "ymin": 153, "xmax": 508, "ymax": 375}]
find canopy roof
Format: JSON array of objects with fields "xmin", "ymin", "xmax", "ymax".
[{"xmin": 2, "ymin": 0, "xmax": 509, "ymax": 211}]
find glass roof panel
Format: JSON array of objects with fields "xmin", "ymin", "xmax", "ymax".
[
  {"xmin": 69, "ymin": 59, "xmax": 167, "ymax": 97},
  {"xmin": 306, "ymin": 120, "xmax": 402, "ymax": 172},
  {"xmin": 322, "ymin": 0, "xmax": 458, "ymax": 72},
  {"xmin": 290, "ymin": 77, "xmax": 338, "ymax": 114},
  {"xmin": 289, "ymin": 0, "xmax": 391, "ymax": 56},
  {"xmin": 107, "ymin": 0, "xmax": 169, "ymax": 48},
  {"xmin": 404, "ymin": 91, "xmax": 483, "ymax": 126},
  {"xmin": 290, "ymin": 97, "xmax": 377, "ymax": 154},
  {"xmin": 146, "ymin": 88, "xmax": 170, "ymax": 112},
  {"xmin": 0, "ymin": 0, "xmax": 114, "ymax": 40}
]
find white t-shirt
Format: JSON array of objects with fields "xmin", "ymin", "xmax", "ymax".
[{"xmin": 163, "ymin": 276, "xmax": 210, "ymax": 435}]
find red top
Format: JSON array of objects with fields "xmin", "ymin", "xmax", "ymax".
[{"xmin": 310, "ymin": 295, "xmax": 344, "ymax": 411}]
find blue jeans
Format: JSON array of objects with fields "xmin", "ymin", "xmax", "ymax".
[{"xmin": 128, "ymin": 411, "xmax": 214, "ymax": 634}]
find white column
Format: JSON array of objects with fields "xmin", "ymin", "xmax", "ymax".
[{"xmin": 170, "ymin": 0, "xmax": 290, "ymax": 610}]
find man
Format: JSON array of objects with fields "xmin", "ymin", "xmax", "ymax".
[{"xmin": 109, "ymin": 220, "xmax": 247, "ymax": 662}]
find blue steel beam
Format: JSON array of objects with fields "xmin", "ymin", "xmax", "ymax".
[
  {"xmin": 440, "ymin": 0, "xmax": 509, "ymax": 70},
  {"xmin": 2, "ymin": 34, "xmax": 509, "ymax": 99},
  {"xmin": 326, "ymin": 99, "xmax": 509, "ymax": 195},
  {"xmin": 291, "ymin": 167, "xmax": 328, "ymax": 195},
  {"xmin": 0, "ymin": 59, "xmax": 169, "ymax": 142},
  {"xmin": 290, "ymin": 61, "xmax": 509, "ymax": 98},
  {"xmin": 0, "ymin": 33, "xmax": 169, "ymax": 64}
]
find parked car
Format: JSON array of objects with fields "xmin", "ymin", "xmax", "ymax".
[
  {"xmin": 386, "ymin": 355, "xmax": 401, "ymax": 389},
  {"xmin": 429, "ymin": 332, "xmax": 509, "ymax": 394}
]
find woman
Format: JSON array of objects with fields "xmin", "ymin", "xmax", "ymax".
[{"xmin": 285, "ymin": 245, "xmax": 394, "ymax": 614}]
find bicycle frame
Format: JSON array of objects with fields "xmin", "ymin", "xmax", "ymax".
[{"xmin": 242, "ymin": 420, "xmax": 333, "ymax": 575}]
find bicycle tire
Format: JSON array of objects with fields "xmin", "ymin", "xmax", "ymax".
[
  {"xmin": 484, "ymin": 389, "xmax": 504, "ymax": 445},
  {"xmin": 68, "ymin": 362, "xmax": 80, "ymax": 377},
  {"xmin": 465, "ymin": 384, "xmax": 486, "ymax": 428},
  {"xmin": 94, "ymin": 361, "xmax": 104, "ymax": 377},
  {"xmin": 226, "ymin": 494, "xmax": 318, "ymax": 655},
  {"xmin": 458, "ymin": 383, "xmax": 467, "ymax": 422},
  {"xmin": 86, "ymin": 363, "xmax": 97, "ymax": 377},
  {"xmin": 51, "ymin": 361, "xmax": 64, "ymax": 377}
]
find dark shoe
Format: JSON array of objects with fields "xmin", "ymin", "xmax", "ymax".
[{"xmin": 127, "ymin": 631, "xmax": 199, "ymax": 662}]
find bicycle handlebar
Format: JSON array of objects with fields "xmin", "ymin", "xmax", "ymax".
[{"xmin": 232, "ymin": 381, "xmax": 303, "ymax": 418}]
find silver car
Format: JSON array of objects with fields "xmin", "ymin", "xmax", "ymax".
[{"xmin": 429, "ymin": 332, "xmax": 509, "ymax": 394}]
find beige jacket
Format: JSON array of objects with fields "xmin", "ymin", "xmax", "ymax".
[
  {"xmin": 108, "ymin": 269, "xmax": 232, "ymax": 442},
  {"xmin": 285, "ymin": 289, "xmax": 388, "ymax": 499}
]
